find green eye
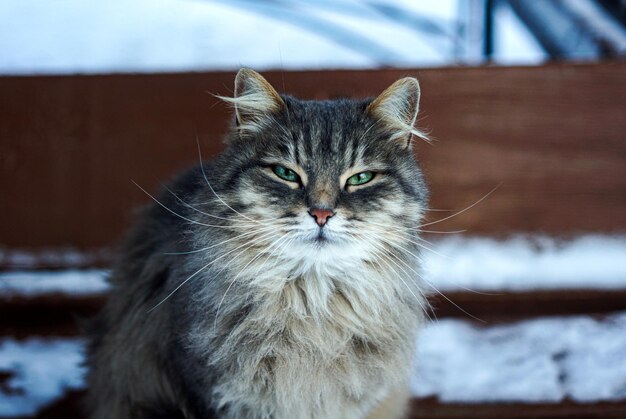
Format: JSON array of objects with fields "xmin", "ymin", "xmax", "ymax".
[
  {"xmin": 272, "ymin": 165, "xmax": 300, "ymax": 183},
  {"xmin": 346, "ymin": 171, "xmax": 375, "ymax": 186}
]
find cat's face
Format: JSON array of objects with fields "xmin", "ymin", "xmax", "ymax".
[{"xmin": 214, "ymin": 69, "xmax": 428, "ymax": 275}]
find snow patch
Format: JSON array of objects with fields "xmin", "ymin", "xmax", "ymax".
[
  {"xmin": 0, "ymin": 247, "xmax": 111, "ymax": 270},
  {"xmin": 0, "ymin": 270, "xmax": 109, "ymax": 297},
  {"xmin": 2, "ymin": 314, "xmax": 626, "ymax": 415},
  {"xmin": 423, "ymin": 235, "xmax": 626, "ymax": 292},
  {"xmin": 0, "ymin": 338, "xmax": 85, "ymax": 416},
  {"xmin": 413, "ymin": 312, "xmax": 626, "ymax": 402},
  {"xmin": 1, "ymin": 235, "xmax": 625, "ymax": 297}
]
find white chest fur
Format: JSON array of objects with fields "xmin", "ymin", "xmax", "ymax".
[{"xmin": 192, "ymin": 247, "xmax": 423, "ymax": 419}]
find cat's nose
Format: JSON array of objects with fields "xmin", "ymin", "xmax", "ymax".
[{"xmin": 308, "ymin": 208, "xmax": 335, "ymax": 227}]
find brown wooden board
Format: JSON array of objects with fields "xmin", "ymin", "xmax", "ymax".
[
  {"xmin": 2, "ymin": 288, "xmax": 626, "ymax": 417},
  {"xmin": 3, "ymin": 289, "xmax": 626, "ymax": 337},
  {"xmin": 428, "ymin": 289, "xmax": 626, "ymax": 322},
  {"xmin": 409, "ymin": 398, "xmax": 626, "ymax": 419},
  {"xmin": 1, "ymin": 63, "xmax": 625, "ymax": 257},
  {"xmin": 4, "ymin": 390, "xmax": 626, "ymax": 419}
]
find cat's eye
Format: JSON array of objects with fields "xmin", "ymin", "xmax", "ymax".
[
  {"xmin": 272, "ymin": 165, "xmax": 301, "ymax": 183},
  {"xmin": 346, "ymin": 171, "xmax": 375, "ymax": 186}
]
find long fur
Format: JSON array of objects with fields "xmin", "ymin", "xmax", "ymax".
[{"xmin": 85, "ymin": 69, "xmax": 429, "ymax": 419}]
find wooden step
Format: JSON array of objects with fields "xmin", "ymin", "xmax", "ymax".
[
  {"xmin": 3, "ymin": 289, "xmax": 626, "ymax": 337},
  {"xmin": 6, "ymin": 390, "xmax": 626, "ymax": 419}
]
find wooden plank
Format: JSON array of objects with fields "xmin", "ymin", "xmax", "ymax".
[
  {"xmin": 1, "ymin": 63, "xmax": 625, "ymax": 254},
  {"xmin": 3, "ymin": 289, "xmax": 626, "ymax": 336},
  {"xmin": 410, "ymin": 398, "xmax": 626, "ymax": 419},
  {"xmin": 0, "ymin": 295, "xmax": 102, "ymax": 338},
  {"xmin": 428, "ymin": 289, "xmax": 626, "ymax": 322},
  {"xmin": 5, "ymin": 390, "xmax": 626, "ymax": 419},
  {"xmin": 3, "ymin": 286, "xmax": 626, "ymax": 417}
]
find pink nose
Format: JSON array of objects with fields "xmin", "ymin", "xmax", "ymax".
[{"xmin": 308, "ymin": 208, "xmax": 335, "ymax": 227}]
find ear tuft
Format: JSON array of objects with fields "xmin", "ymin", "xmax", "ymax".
[
  {"xmin": 217, "ymin": 68, "xmax": 285, "ymax": 136},
  {"xmin": 366, "ymin": 77, "xmax": 429, "ymax": 146}
]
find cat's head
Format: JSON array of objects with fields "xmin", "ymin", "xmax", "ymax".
[{"xmin": 213, "ymin": 69, "xmax": 428, "ymax": 275}]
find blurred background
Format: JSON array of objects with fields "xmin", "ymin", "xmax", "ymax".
[
  {"xmin": 0, "ymin": 1, "xmax": 625, "ymax": 418},
  {"xmin": 1, "ymin": 0, "xmax": 625, "ymax": 73}
]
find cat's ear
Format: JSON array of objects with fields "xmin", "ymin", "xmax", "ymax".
[
  {"xmin": 366, "ymin": 77, "xmax": 428, "ymax": 147},
  {"xmin": 219, "ymin": 68, "xmax": 285, "ymax": 136}
]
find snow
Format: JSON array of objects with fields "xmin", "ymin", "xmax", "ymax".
[
  {"xmin": 0, "ymin": 234, "xmax": 625, "ymax": 413},
  {"xmin": 0, "ymin": 247, "xmax": 109, "ymax": 270},
  {"xmin": 0, "ymin": 338, "xmax": 85, "ymax": 416},
  {"xmin": 413, "ymin": 312, "xmax": 626, "ymax": 403},
  {"xmin": 2, "ymin": 313, "xmax": 626, "ymax": 415},
  {"xmin": 0, "ymin": 0, "xmax": 544, "ymax": 75},
  {"xmin": 1, "ymin": 234, "xmax": 624, "ymax": 412},
  {"xmin": 1, "ymin": 235, "xmax": 625, "ymax": 297},
  {"xmin": 422, "ymin": 234, "xmax": 626, "ymax": 292},
  {"xmin": 0, "ymin": 270, "xmax": 109, "ymax": 297}
]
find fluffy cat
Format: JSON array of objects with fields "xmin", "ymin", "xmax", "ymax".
[{"xmin": 85, "ymin": 68, "xmax": 429, "ymax": 419}]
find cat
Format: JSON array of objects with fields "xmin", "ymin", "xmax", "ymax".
[{"xmin": 85, "ymin": 68, "xmax": 429, "ymax": 419}]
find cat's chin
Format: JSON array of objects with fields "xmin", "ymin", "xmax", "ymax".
[
  {"xmin": 308, "ymin": 236, "xmax": 333, "ymax": 249},
  {"xmin": 300, "ymin": 228, "xmax": 340, "ymax": 247},
  {"xmin": 312, "ymin": 228, "xmax": 331, "ymax": 244}
]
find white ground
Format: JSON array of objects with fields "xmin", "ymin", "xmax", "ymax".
[
  {"xmin": 0, "ymin": 270, "xmax": 108, "ymax": 297},
  {"xmin": 413, "ymin": 312, "xmax": 626, "ymax": 403},
  {"xmin": 2, "ymin": 312, "xmax": 626, "ymax": 415},
  {"xmin": 1, "ymin": 234, "xmax": 625, "ymax": 414},
  {"xmin": 2, "ymin": 235, "xmax": 625, "ymax": 296},
  {"xmin": 0, "ymin": 339, "xmax": 85, "ymax": 416},
  {"xmin": 422, "ymin": 234, "xmax": 626, "ymax": 292}
]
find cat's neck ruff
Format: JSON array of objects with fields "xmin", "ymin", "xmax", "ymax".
[
  {"xmin": 231, "ymin": 237, "xmax": 422, "ymax": 324},
  {"xmin": 194, "ymin": 236, "xmax": 423, "ymax": 419}
]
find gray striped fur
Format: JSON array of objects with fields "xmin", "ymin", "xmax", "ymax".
[{"xmin": 86, "ymin": 69, "xmax": 429, "ymax": 419}]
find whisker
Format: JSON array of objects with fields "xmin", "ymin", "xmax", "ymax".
[
  {"xmin": 387, "ymin": 230, "xmax": 499, "ymax": 296},
  {"xmin": 371, "ymin": 234, "xmax": 486, "ymax": 323},
  {"xmin": 384, "ymin": 231, "xmax": 502, "ymax": 296},
  {"xmin": 347, "ymin": 231, "xmax": 433, "ymax": 321},
  {"xmin": 249, "ymin": 234, "xmax": 294, "ymax": 280},
  {"xmin": 240, "ymin": 234, "xmax": 296, "ymax": 310},
  {"xmin": 196, "ymin": 137, "xmax": 257, "ymax": 223},
  {"xmin": 419, "ymin": 184, "xmax": 500, "ymax": 228},
  {"xmin": 365, "ymin": 221, "xmax": 451, "ymax": 260},
  {"xmin": 164, "ymin": 186, "xmax": 259, "ymax": 226},
  {"xmin": 164, "ymin": 224, "xmax": 281, "ymax": 255},
  {"xmin": 358, "ymin": 223, "xmax": 498, "ymax": 296},
  {"xmin": 214, "ymin": 232, "xmax": 291, "ymax": 331},
  {"xmin": 387, "ymin": 232, "xmax": 449, "ymax": 260},
  {"xmin": 418, "ymin": 229, "xmax": 467, "ymax": 234},
  {"xmin": 133, "ymin": 180, "xmax": 253, "ymax": 231},
  {"xmin": 148, "ymin": 228, "xmax": 280, "ymax": 312},
  {"xmin": 345, "ymin": 231, "xmax": 427, "ymax": 300}
]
